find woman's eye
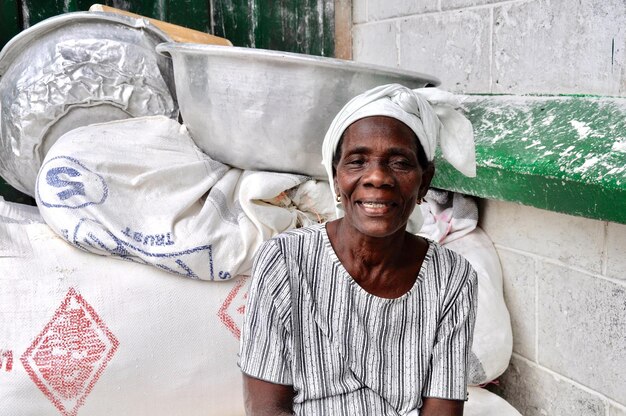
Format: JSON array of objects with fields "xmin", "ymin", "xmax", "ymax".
[
  {"xmin": 391, "ymin": 159, "xmax": 413, "ymax": 169},
  {"xmin": 346, "ymin": 158, "xmax": 365, "ymax": 166}
]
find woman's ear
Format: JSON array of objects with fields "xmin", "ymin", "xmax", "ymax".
[{"xmin": 419, "ymin": 163, "xmax": 435, "ymax": 199}]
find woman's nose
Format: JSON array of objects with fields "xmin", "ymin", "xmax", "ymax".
[{"xmin": 363, "ymin": 161, "xmax": 394, "ymax": 187}]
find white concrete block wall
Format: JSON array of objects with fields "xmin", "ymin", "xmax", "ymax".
[
  {"xmin": 398, "ymin": 9, "xmax": 492, "ymax": 91},
  {"xmin": 607, "ymin": 223, "xmax": 626, "ymax": 280},
  {"xmin": 479, "ymin": 199, "xmax": 626, "ymax": 415},
  {"xmin": 352, "ymin": 21, "xmax": 398, "ymax": 65},
  {"xmin": 352, "ymin": 0, "xmax": 626, "ymax": 95},
  {"xmin": 612, "ymin": 404, "xmax": 626, "ymax": 416},
  {"xmin": 353, "ymin": 1, "xmax": 625, "ymax": 414}
]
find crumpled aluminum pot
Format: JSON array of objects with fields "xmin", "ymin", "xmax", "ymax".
[
  {"xmin": 156, "ymin": 43, "xmax": 439, "ymax": 179},
  {"xmin": 0, "ymin": 12, "xmax": 179, "ymax": 196}
]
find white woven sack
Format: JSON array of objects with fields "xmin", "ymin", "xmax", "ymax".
[
  {"xmin": 465, "ymin": 387, "xmax": 521, "ymax": 416},
  {"xmin": 0, "ymin": 202, "xmax": 249, "ymax": 416},
  {"xmin": 444, "ymin": 227, "xmax": 513, "ymax": 385},
  {"xmin": 34, "ymin": 116, "xmax": 331, "ymax": 281}
]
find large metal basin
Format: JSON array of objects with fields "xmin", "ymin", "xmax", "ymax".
[
  {"xmin": 156, "ymin": 43, "xmax": 439, "ymax": 179},
  {"xmin": 0, "ymin": 12, "xmax": 178, "ymax": 196}
]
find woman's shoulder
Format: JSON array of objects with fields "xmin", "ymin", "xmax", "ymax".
[
  {"xmin": 274, "ymin": 222, "xmax": 326, "ymax": 239},
  {"xmin": 428, "ymin": 239, "xmax": 471, "ymax": 264},
  {"xmin": 255, "ymin": 223, "xmax": 327, "ymax": 267},
  {"xmin": 424, "ymin": 239, "xmax": 477, "ymax": 285},
  {"xmin": 264, "ymin": 223, "xmax": 326, "ymax": 249}
]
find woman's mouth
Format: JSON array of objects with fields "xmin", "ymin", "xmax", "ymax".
[
  {"xmin": 361, "ymin": 201, "xmax": 391, "ymax": 208},
  {"xmin": 357, "ymin": 200, "xmax": 396, "ymax": 214}
]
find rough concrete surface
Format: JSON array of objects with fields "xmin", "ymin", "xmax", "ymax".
[
  {"xmin": 537, "ymin": 262, "xmax": 626, "ymax": 404},
  {"xmin": 441, "ymin": 0, "xmax": 513, "ymax": 11},
  {"xmin": 367, "ymin": 0, "xmax": 438, "ymax": 21},
  {"xmin": 479, "ymin": 199, "xmax": 605, "ymax": 274},
  {"xmin": 497, "ymin": 248, "xmax": 536, "ymax": 359},
  {"xmin": 492, "ymin": 0, "xmax": 625, "ymax": 95},
  {"xmin": 353, "ymin": 21, "xmax": 398, "ymax": 67},
  {"xmin": 397, "ymin": 8, "xmax": 491, "ymax": 92},
  {"xmin": 606, "ymin": 222, "xmax": 626, "ymax": 280},
  {"xmin": 353, "ymin": 0, "xmax": 367, "ymax": 23},
  {"xmin": 491, "ymin": 355, "xmax": 607, "ymax": 416},
  {"xmin": 611, "ymin": 404, "xmax": 626, "ymax": 416}
]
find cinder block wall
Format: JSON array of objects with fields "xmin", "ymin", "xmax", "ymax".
[
  {"xmin": 480, "ymin": 200, "xmax": 625, "ymax": 415},
  {"xmin": 352, "ymin": 1, "xmax": 626, "ymax": 415},
  {"xmin": 352, "ymin": 0, "xmax": 625, "ymax": 95}
]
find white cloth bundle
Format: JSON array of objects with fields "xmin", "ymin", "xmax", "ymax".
[
  {"xmin": 444, "ymin": 227, "xmax": 513, "ymax": 385},
  {"xmin": 35, "ymin": 116, "xmax": 334, "ymax": 280},
  {"xmin": 416, "ymin": 189, "xmax": 479, "ymax": 243},
  {"xmin": 465, "ymin": 387, "xmax": 521, "ymax": 416},
  {"xmin": 321, "ymin": 84, "xmax": 476, "ymax": 225},
  {"xmin": 0, "ymin": 196, "xmax": 42, "ymax": 224}
]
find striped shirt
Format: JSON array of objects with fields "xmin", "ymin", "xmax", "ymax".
[{"xmin": 239, "ymin": 223, "xmax": 477, "ymax": 415}]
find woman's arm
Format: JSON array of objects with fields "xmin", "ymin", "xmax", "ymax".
[
  {"xmin": 420, "ymin": 397, "xmax": 464, "ymax": 416},
  {"xmin": 243, "ymin": 374, "xmax": 295, "ymax": 416},
  {"xmin": 239, "ymin": 240, "xmax": 295, "ymax": 414}
]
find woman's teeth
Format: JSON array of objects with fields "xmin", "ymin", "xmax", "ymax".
[{"xmin": 361, "ymin": 202, "xmax": 389, "ymax": 208}]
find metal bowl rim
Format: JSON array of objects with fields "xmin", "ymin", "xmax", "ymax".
[
  {"xmin": 0, "ymin": 11, "xmax": 172, "ymax": 75},
  {"xmin": 156, "ymin": 42, "xmax": 441, "ymax": 86}
]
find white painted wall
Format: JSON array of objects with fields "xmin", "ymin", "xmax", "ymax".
[
  {"xmin": 480, "ymin": 200, "xmax": 625, "ymax": 415},
  {"xmin": 352, "ymin": 1, "xmax": 626, "ymax": 414},
  {"xmin": 352, "ymin": 0, "xmax": 625, "ymax": 95}
]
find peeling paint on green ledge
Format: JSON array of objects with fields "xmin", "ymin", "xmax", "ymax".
[{"xmin": 432, "ymin": 94, "xmax": 626, "ymax": 224}]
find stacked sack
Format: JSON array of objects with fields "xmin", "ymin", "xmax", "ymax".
[
  {"xmin": 419, "ymin": 190, "xmax": 513, "ymax": 386},
  {"xmin": 1, "ymin": 198, "xmax": 249, "ymax": 415},
  {"xmin": 34, "ymin": 116, "xmax": 335, "ymax": 280},
  {"xmin": 0, "ymin": 197, "xmax": 519, "ymax": 416}
]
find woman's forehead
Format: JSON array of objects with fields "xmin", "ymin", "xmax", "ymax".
[
  {"xmin": 346, "ymin": 115, "xmax": 411, "ymax": 132},
  {"xmin": 342, "ymin": 116, "xmax": 418, "ymax": 152}
]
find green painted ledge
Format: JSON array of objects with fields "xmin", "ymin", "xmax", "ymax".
[{"xmin": 432, "ymin": 94, "xmax": 626, "ymax": 224}]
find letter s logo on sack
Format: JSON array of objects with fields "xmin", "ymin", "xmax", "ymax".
[
  {"xmin": 37, "ymin": 156, "xmax": 108, "ymax": 209},
  {"xmin": 46, "ymin": 167, "xmax": 85, "ymax": 200}
]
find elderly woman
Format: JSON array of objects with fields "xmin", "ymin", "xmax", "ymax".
[{"xmin": 239, "ymin": 84, "xmax": 478, "ymax": 416}]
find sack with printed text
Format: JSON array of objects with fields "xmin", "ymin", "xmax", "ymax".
[
  {"xmin": 0, "ymin": 199, "xmax": 248, "ymax": 415},
  {"xmin": 0, "ymin": 200, "xmax": 520, "ymax": 416},
  {"xmin": 34, "ymin": 116, "xmax": 334, "ymax": 280}
]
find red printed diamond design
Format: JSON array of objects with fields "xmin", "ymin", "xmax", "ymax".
[
  {"xmin": 21, "ymin": 288, "xmax": 119, "ymax": 416},
  {"xmin": 218, "ymin": 277, "xmax": 249, "ymax": 340}
]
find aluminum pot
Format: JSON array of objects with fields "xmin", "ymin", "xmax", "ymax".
[
  {"xmin": 0, "ymin": 12, "xmax": 178, "ymax": 196},
  {"xmin": 156, "ymin": 43, "xmax": 439, "ymax": 179}
]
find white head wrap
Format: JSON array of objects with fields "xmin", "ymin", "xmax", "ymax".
[{"xmin": 321, "ymin": 84, "xmax": 476, "ymax": 231}]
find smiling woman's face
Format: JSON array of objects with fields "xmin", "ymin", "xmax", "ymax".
[{"xmin": 333, "ymin": 116, "xmax": 433, "ymax": 239}]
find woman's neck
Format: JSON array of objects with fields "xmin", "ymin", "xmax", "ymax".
[
  {"xmin": 326, "ymin": 219, "xmax": 426, "ymax": 298},
  {"xmin": 334, "ymin": 219, "xmax": 408, "ymax": 265}
]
